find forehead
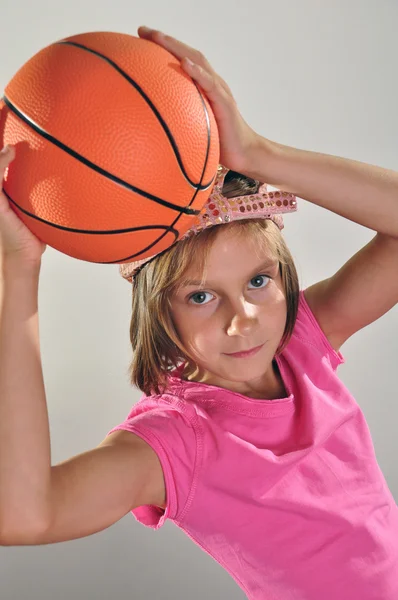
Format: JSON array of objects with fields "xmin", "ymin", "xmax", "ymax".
[{"xmin": 182, "ymin": 228, "xmax": 278, "ymax": 283}]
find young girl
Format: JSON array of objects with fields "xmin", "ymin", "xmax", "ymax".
[{"xmin": 1, "ymin": 25, "xmax": 398, "ymax": 599}]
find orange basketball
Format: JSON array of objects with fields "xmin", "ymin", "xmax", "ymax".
[{"xmin": 0, "ymin": 32, "xmax": 220, "ymax": 264}]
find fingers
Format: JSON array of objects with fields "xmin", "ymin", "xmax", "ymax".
[
  {"xmin": 137, "ymin": 26, "xmax": 211, "ymax": 71},
  {"xmin": 181, "ymin": 58, "xmax": 215, "ymax": 92},
  {"xmin": 137, "ymin": 26, "xmax": 233, "ymax": 99},
  {"xmin": 0, "ymin": 146, "xmax": 15, "ymax": 211}
]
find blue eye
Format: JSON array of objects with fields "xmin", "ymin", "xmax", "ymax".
[
  {"xmin": 189, "ymin": 291, "xmax": 213, "ymax": 305},
  {"xmin": 248, "ymin": 275, "xmax": 270, "ymax": 289}
]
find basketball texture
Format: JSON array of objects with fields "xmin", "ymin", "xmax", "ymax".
[{"xmin": 0, "ymin": 32, "xmax": 220, "ymax": 264}]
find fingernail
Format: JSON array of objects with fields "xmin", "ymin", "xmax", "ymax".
[
  {"xmin": 141, "ymin": 27, "xmax": 165, "ymax": 39},
  {"xmin": 1, "ymin": 145, "xmax": 10, "ymax": 155}
]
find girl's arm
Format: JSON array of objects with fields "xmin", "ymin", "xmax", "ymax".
[
  {"xmin": 134, "ymin": 28, "xmax": 398, "ymax": 237},
  {"xmin": 245, "ymin": 138, "xmax": 398, "ymax": 351},
  {"xmin": 0, "ymin": 264, "xmax": 52, "ymax": 536},
  {"xmin": 247, "ymin": 137, "xmax": 398, "ymax": 238},
  {"xmin": 0, "ymin": 263, "xmax": 165, "ymax": 546}
]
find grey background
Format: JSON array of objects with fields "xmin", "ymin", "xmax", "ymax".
[{"xmin": 0, "ymin": 0, "xmax": 397, "ymax": 598}]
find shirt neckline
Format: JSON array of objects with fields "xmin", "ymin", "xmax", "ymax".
[{"xmin": 166, "ymin": 358, "xmax": 295, "ymax": 418}]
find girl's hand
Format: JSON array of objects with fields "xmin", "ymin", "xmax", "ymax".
[
  {"xmin": 137, "ymin": 26, "xmax": 261, "ymax": 176},
  {"xmin": 0, "ymin": 145, "xmax": 46, "ymax": 268}
]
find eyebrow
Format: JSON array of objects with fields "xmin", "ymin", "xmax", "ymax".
[{"xmin": 180, "ymin": 259, "xmax": 278, "ymax": 288}]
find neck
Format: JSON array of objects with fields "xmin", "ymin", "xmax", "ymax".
[{"xmin": 181, "ymin": 359, "xmax": 288, "ymax": 400}]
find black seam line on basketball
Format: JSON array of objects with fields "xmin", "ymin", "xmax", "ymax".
[
  {"xmin": 5, "ymin": 185, "xmax": 179, "ymax": 264},
  {"xmin": 101, "ymin": 233, "xmax": 176, "ymax": 264},
  {"xmin": 164, "ymin": 77, "xmax": 213, "ymax": 241},
  {"xmin": 57, "ymin": 40, "xmax": 214, "ymax": 191},
  {"xmin": 96, "ymin": 219, "xmax": 180, "ymax": 263},
  {"xmin": 1, "ymin": 96, "xmax": 203, "ymax": 217},
  {"xmin": 99, "ymin": 74, "xmax": 213, "ymax": 263},
  {"xmin": 2, "ymin": 188, "xmax": 179, "ymax": 238},
  {"xmin": 133, "ymin": 73, "xmax": 214, "ymax": 255}
]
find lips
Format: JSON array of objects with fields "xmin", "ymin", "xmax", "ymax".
[{"xmin": 224, "ymin": 343, "xmax": 264, "ymax": 358}]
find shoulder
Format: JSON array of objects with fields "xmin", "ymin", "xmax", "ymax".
[
  {"xmin": 108, "ymin": 391, "xmax": 199, "ymax": 446},
  {"xmin": 286, "ymin": 290, "xmax": 345, "ymax": 371},
  {"xmin": 100, "ymin": 429, "xmax": 167, "ymax": 510}
]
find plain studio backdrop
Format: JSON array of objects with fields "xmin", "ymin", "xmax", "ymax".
[{"xmin": 0, "ymin": 1, "xmax": 397, "ymax": 598}]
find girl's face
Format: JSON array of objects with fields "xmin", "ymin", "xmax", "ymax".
[{"xmin": 170, "ymin": 228, "xmax": 288, "ymax": 398}]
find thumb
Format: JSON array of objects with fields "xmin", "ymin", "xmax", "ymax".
[
  {"xmin": 0, "ymin": 145, "xmax": 16, "ymax": 167},
  {"xmin": 0, "ymin": 145, "xmax": 16, "ymax": 191}
]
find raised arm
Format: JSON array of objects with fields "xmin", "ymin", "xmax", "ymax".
[{"xmin": 0, "ymin": 146, "xmax": 165, "ymax": 546}]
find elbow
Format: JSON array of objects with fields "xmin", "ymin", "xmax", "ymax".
[{"xmin": 0, "ymin": 517, "xmax": 49, "ymax": 546}]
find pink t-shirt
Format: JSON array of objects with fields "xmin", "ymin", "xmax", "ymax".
[{"xmin": 108, "ymin": 290, "xmax": 398, "ymax": 599}]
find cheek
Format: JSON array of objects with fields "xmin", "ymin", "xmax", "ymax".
[
  {"xmin": 183, "ymin": 319, "xmax": 222, "ymax": 362},
  {"xmin": 191, "ymin": 321, "xmax": 220, "ymax": 349},
  {"xmin": 260, "ymin": 289, "xmax": 287, "ymax": 332},
  {"xmin": 172, "ymin": 309, "xmax": 218, "ymax": 352},
  {"xmin": 170, "ymin": 310, "xmax": 191, "ymax": 347}
]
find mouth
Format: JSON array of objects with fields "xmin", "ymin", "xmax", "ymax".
[{"xmin": 224, "ymin": 344, "xmax": 264, "ymax": 358}]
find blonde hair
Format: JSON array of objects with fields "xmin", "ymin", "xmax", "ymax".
[{"xmin": 128, "ymin": 172, "xmax": 300, "ymax": 395}]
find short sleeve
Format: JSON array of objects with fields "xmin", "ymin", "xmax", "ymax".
[
  {"xmin": 295, "ymin": 290, "xmax": 345, "ymax": 371},
  {"xmin": 107, "ymin": 404, "xmax": 199, "ymax": 530}
]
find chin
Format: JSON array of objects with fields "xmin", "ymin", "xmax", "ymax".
[{"xmin": 218, "ymin": 362, "xmax": 271, "ymax": 383}]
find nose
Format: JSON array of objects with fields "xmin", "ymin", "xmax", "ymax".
[{"xmin": 226, "ymin": 299, "xmax": 259, "ymax": 337}]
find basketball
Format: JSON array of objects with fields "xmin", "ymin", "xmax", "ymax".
[{"xmin": 0, "ymin": 32, "xmax": 220, "ymax": 264}]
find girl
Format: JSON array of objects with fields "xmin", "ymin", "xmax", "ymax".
[{"xmin": 1, "ymin": 25, "xmax": 398, "ymax": 599}]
